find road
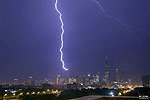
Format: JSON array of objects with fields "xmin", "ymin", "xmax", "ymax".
[
  {"xmin": 70, "ymin": 96, "xmax": 101, "ymax": 100},
  {"xmin": 70, "ymin": 95, "xmax": 139, "ymax": 100}
]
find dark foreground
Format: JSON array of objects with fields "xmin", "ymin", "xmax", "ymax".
[
  {"xmin": 1, "ymin": 88, "xmax": 149, "ymax": 100},
  {"xmin": 97, "ymin": 97, "xmax": 138, "ymax": 100}
]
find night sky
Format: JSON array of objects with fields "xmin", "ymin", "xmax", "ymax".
[{"xmin": 0, "ymin": 0, "xmax": 149, "ymax": 83}]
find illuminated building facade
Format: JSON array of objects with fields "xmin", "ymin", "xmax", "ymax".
[{"xmin": 104, "ymin": 56, "xmax": 110, "ymax": 87}]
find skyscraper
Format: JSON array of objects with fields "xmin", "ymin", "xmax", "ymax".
[
  {"xmin": 115, "ymin": 68, "xmax": 119, "ymax": 83},
  {"xmin": 25, "ymin": 77, "xmax": 34, "ymax": 86},
  {"xmin": 128, "ymin": 79, "xmax": 131, "ymax": 85},
  {"xmin": 142, "ymin": 75, "xmax": 149, "ymax": 87},
  {"xmin": 56, "ymin": 75, "xmax": 61, "ymax": 85},
  {"xmin": 12, "ymin": 79, "xmax": 20, "ymax": 85},
  {"xmin": 95, "ymin": 72, "xmax": 101, "ymax": 85},
  {"xmin": 105, "ymin": 56, "xmax": 110, "ymax": 87}
]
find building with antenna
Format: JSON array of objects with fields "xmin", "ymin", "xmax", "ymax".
[
  {"xmin": 104, "ymin": 56, "xmax": 110, "ymax": 87},
  {"xmin": 115, "ymin": 68, "xmax": 119, "ymax": 84}
]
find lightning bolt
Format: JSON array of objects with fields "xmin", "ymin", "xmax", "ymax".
[
  {"xmin": 91, "ymin": 0, "xmax": 142, "ymax": 45},
  {"xmin": 55, "ymin": 0, "xmax": 68, "ymax": 71}
]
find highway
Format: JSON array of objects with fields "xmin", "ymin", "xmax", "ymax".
[
  {"xmin": 70, "ymin": 96, "xmax": 101, "ymax": 100},
  {"xmin": 70, "ymin": 95, "xmax": 139, "ymax": 100}
]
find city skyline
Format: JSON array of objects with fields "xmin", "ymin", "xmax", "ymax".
[
  {"xmin": 0, "ymin": 0, "xmax": 149, "ymax": 100},
  {"xmin": 0, "ymin": 55, "xmax": 148, "ymax": 84},
  {"xmin": 0, "ymin": 57, "xmax": 147, "ymax": 86}
]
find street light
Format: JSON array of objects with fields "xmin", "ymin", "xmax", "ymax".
[{"xmin": 110, "ymin": 92, "xmax": 114, "ymax": 97}]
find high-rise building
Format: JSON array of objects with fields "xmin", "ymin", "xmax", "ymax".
[
  {"xmin": 87, "ymin": 73, "xmax": 92, "ymax": 85},
  {"xmin": 69, "ymin": 77, "xmax": 77, "ymax": 84},
  {"xmin": 25, "ymin": 77, "xmax": 34, "ymax": 86},
  {"xmin": 12, "ymin": 79, "xmax": 20, "ymax": 85},
  {"xmin": 115, "ymin": 68, "xmax": 119, "ymax": 83},
  {"xmin": 142, "ymin": 75, "xmax": 149, "ymax": 87},
  {"xmin": 95, "ymin": 72, "xmax": 101, "ymax": 84},
  {"xmin": 35, "ymin": 77, "xmax": 42, "ymax": 86},
  {"xmin": 128, "ymin": 79, "xmax": 131, "ymax": 85},
  {"xmin": 76, "ymin": 75, "xmax": 85, "ymax": 85},
  {"xmin": 67, "ymin": 70, "xmax": 70, "ymax": 84},
  {"xmin": 56, "ymin": 75, "xmax": 61, "ymax": 85},
  {"xmin": 104, "ymin": 56, "xmax": 110, "ymax": 87}
]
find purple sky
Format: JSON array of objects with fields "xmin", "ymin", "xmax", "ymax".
[{"xmin": 0, "ymin": 0, "xmax": 149, "ymax": 84}]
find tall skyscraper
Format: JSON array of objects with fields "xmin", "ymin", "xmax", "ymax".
[
  {"xmin": 115, "ymin": 68, "xmax": 119, "ymax": 83},
  {"xmin": 25, "ymin": 77, "xmax": 34, "ymax": 86},
  {"xmin": 66, "ymin": 70, "xmax": 70, "ymax": 84},
  {"xmin": 142, "ymin": 75, "xmax": 149, "ymax": 87},
  {"xmin": 105, "ymin": 56, "xmax": 110, "ymax": 87},
  {"xmin": 12, "ymin": 79, "xmax": 20, "ymax": 85},
  {"xmin": 56, "ymin": 75, "xmax": 61, "ymax": 85},
  {"xmin": 128, "ymin": 79, "xmax": 131, "ymax": 85},
  {"xmin": 95, "ymin": 72, "xmax": 101, "ymax": 84}
]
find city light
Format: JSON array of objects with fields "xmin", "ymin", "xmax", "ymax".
[
  {"xmin": 37, "ymin": 92, "xmax": 40, "ymax": 95},
  {"xmin": 32, "ymin": 92, "xmax": 35, "ymax": 95},
  {"xmin": 118, "ymin": 92, "xmax": 122, "ymax": 96},
  {"xmin": 42, "ymin": 91, "xmax": 46, "ymax": 94},
  {"xmin": 13, "ymin": 93, "xmax": 15, "ymax": 96},
  {"xmin": 26, "ymin": 92, "xmax": 30, "ymax": 95},
  {"xmin": 4, "ymin": 93, "xmax": 7, "ymax": 97},
  {"xmin": 19, "ymin": 93, "xmax": 23, "ymax": 96},
  {"xmin": 109, "ymin": 92, "xmax": 114, "ymax": 97}
]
